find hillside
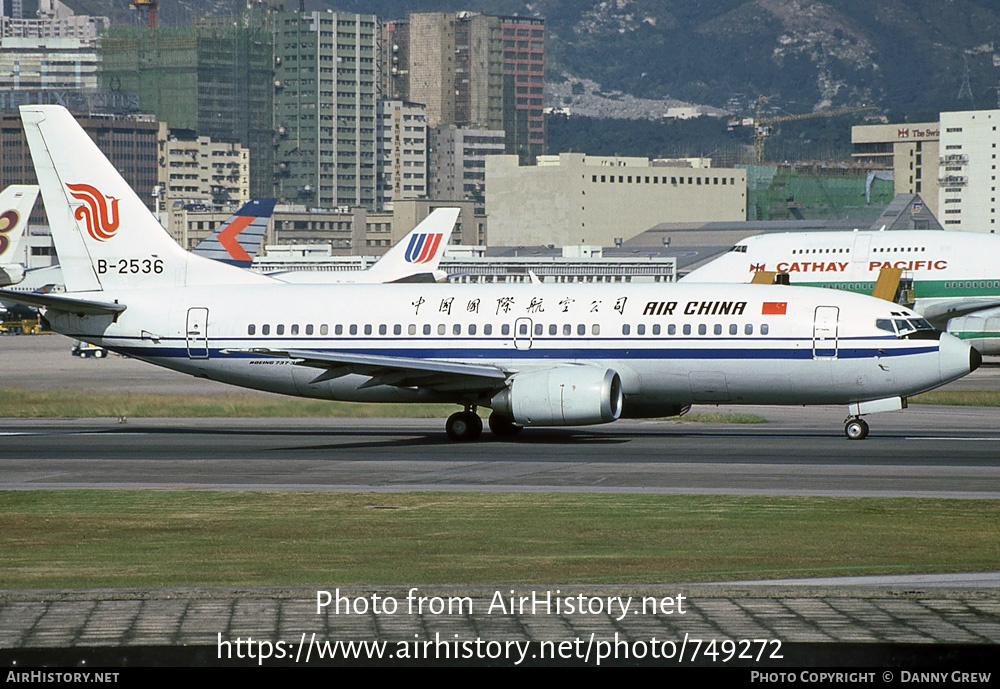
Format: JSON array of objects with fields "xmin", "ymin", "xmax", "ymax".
[{"xmin": 62, "ymin": 1, "xmax": 1000, "ymax": 123}]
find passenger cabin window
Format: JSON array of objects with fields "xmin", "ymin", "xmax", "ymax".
[{"xmin": 248, "ymin": 324, "xmax": 255, "ymax": 335}]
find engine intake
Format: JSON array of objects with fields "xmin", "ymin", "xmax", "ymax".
[{"xmin": 490, "ymin": 367, "xmax": 623, "ymax": 426}]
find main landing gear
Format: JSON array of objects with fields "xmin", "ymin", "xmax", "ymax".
[
  {"xmin": 445, "ymin": 407, "xmax": 523, "ymax": 441},
  {"xmin": 446, "ymin": 406, "xmax": 483, "ymax": 441},
  {"xmin": 844, "ymin": 416, "xmax": 870, "ymax": 440},
  {"xmin": 488, "ymin": 411, "xmax": 523, "ymax": 438}
]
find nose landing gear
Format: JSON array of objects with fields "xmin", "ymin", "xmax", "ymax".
[{"xmin": 844, "ymin": 416, "xmax": 870, "ymax": 440}]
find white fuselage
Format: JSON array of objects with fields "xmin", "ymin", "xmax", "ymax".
[
  {"xmin": 684, "ymin": 229, "xmax": 1000, "ymax": 352},
  {"xmin": 47, "ymin": 281, "xmax": 973, "ymax": 414}
]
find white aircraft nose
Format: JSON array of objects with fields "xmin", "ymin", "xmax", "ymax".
[{"xmin": 938, "ymin": 332, "xmax": 982, "ymax": 385}]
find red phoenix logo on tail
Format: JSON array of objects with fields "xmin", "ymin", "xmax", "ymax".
[{"xmin": 67, "ymin": 183, "xmax": 120, "ymax": 242}]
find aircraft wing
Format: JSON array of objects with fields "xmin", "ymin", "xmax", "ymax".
[
  {"xmin": 922, "ymin": 299, "xmax": 1000, "ymax": 327},
  {"xmin": 0, "ymin": 288, "xmax": 126, "ymax": 316},
  {"xmin": 237, "ymin": 347, "xmax": 508, "ymax": 392}
]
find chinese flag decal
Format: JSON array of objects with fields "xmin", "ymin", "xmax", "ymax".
[{"xmin": 762, "ymin": 302, "xmax": 787, "ymax": 315}]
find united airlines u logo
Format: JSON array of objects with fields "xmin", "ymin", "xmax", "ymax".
[
  {"xmin": 405, "ymin": 233, "xmax": 443, "ymax": 264},
  {"xmin": 67, "ymin": 183, "xmax": 120, "ymax": 242}
]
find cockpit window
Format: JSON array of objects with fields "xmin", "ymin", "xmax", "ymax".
[
  {"xmin": 728, "ymin": 245, "xmax": 747, "ymax": 253},
  {"xmin": 881, "ymin": 316, "xmax": 940, "ymax": 340}
]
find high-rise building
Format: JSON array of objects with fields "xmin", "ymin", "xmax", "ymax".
[
  {"xmin": 0, "ymin": 111, "xmax": 159, "ymax": 218},
  {"xmin": 852, "ymin": 122, "xmax": 940, "ymax": 219},
  {"xmin": 429, "ymin": 124, "xmax": 505, "ymax": 202},
  {"xmin": 1, "ymin": 0, "xmax": 108, "ymax": 41},
  {"xmin": 405, "ymin": 11, "xmax": 542, "ymax": 163},
  {"xmin": 0, "ymin": 36, "xmax": 99, "ymax": 90},
  {"xmin": 499, "ymin": 16, "xmax": 545, "ymax": 163},
  {"xmin": 99, "ymin": 23, "xmax": 273, "ymax": 199},
  {"xmin": 272, "ymin": 11, "xmax": 379, "ymax": 210},
  {"xmin": 377, "ymin": 100, "xmax": 427, "ymax": 211},
  {"xmin": 379, "ymin": 19, "xmax": 409, "ymax": 102},
  {"xmin": 157, "ymin": 124, "xmax": 250, "ymax": 210},
  {"xmin": 938, "ymin": 110, "xmax": 1000, "ymax": 232}
]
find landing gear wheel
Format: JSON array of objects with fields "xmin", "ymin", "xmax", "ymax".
[
  {"xmin": 446, "ymin": 411, "xmax": 483, "ymax": 441},
  {"xmin": 845, "ymin": 417, "xmax": 869, "ymax": 440},
  {"xmin": 488, "ymin": 411, "xmax": 523, "ymax": 438}
]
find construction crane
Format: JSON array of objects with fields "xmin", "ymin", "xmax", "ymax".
[
  {"xmin": 728, "ymin": 95, "xmax": 877, "ymax": 164},
  {"xmin": 130, "ymin": 0, "xmax": 158, "ymax": 28}
]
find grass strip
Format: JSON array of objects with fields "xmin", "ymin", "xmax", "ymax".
[
  {"xmin": 911, "ymin": 390, "xmax": 1000, "ymax": 407},
  {"xmin": 2, "ymin": 491, "xmax": 997, "ymax": 588},
  {"xmin": 0, "ymin": 387, "xmax": 764, "ymax": 423}
]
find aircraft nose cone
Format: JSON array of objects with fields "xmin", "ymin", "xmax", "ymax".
[
  {"xmin": 971, "ymin": 346, "xmax": 983, "ymax": 373},
  {"xmin": 937, "ymin": 332, "xmax": 978, "ymax": 386}
]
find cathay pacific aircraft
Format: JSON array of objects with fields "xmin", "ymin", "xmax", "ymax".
[
  {"xmin": 0, "ymin": 106, "xmax": 981, "ymax": 440},
  {"xmin": 683, "ymin": 229, "xmax": 1000, "ymax": 354}
]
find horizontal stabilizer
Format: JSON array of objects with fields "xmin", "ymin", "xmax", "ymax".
[{"xmin": 0, "ymin": 288, "xmax": 126, "ymax": 316}]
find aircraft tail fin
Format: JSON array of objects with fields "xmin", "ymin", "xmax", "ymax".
[
  {"xmin": 192, "ymin": 198, "xmax": 276, "ymax": 267},
  {"xmin": 365, "ymin": 208, "xmax": 459, "ymax": 282},
  {"xmin": 20, "ymin": 105, "xmax": 272, "ymax": 293},
  {"xmin": 0, "ymin": 185, "xmax": 40, "ymax": 285}
]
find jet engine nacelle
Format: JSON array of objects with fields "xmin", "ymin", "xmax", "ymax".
[
  {"xmin": 947, "ymin": 309, "xmax": 1000, "ymax": 355},
  {"xmin": 490, "ymin": 366, "xmax": 623, "ymax": 426}
]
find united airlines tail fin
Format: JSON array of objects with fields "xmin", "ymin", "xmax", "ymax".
[
  {"xmin": 20, "ymin": 105, "xmax": 272, "ymax": 293},
  {"xmin": 191, "ymin": 199, "xmax": 275, "ymax": 267},
  {"xmin": 0, "ymin": 184, "xmax": 39, "ymax": 286},
  {"xmin": 365, "ymin": 207, "xmax": 459, "ymax": 283}
]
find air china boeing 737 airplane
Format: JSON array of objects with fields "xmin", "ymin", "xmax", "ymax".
[{"xmin": 0, "ymin": 106, "xmax": 981, "ymax": 440}]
